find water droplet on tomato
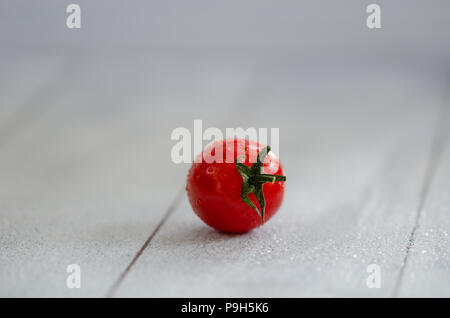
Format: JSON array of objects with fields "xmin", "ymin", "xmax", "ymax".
[{"xmin": 206, "ymin": 166, "xmax": 215, "ymax": 174}]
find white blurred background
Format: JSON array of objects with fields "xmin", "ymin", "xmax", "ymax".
[{"xmin": 1, "ymin": 1, "xmax": 449, "ymax": 60}]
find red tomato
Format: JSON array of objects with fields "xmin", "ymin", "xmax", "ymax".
[{"xmin": 186, "ymin": 139, "xmax": 286, "ymax": 233}]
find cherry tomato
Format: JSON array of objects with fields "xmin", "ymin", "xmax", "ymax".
[{"xmin": 186, "ymin": 139, "xmax": 286, "ymax": 233}]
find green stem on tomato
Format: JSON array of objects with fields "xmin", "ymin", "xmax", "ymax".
[{"xmin": 235, "ymin": 146, "xmax": 286, "ymax": 225}]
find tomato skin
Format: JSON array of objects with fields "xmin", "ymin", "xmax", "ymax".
[{"xmin": 186, "ymin": 139, "xmax": 285, "ymax": 233}]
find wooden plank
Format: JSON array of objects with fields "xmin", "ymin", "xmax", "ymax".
[
  {"xmin": 0, "ymin": 53, "xmax": 253, "ymax": 297},
  {"xmin": 1, "ymin": 53, "xmax": 448, "ymax": 297},
  {"xmin": 115, "ymin": 61, "xmax": 445, "ymax": 297},
  {"xmin": 395, "ymin": 101, "xmax": 450, "ymax": 297},
  {"xmin": 0, "ymin": 56, "xmax": 64, "ymax": 134}
]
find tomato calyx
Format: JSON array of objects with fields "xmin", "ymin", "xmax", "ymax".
[{"xmin": 235, "ymin": 146, "xmax": 286, "ymax": 224}]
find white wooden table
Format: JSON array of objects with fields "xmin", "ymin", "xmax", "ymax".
[
  {"xmin": 0, "ymin": 51, "xmax": 449, "ymax": 298},
  {"xmin": 1, "ymin": 1, "xmax": 450, "ymax": 298}
]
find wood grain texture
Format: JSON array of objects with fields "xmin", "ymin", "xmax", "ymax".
[
  {"xmin": 0, "ymin": 54, "xmax": 449, "ymax": 297},
  {"xmin": 394, "ymin": 98, "xmax": 450, "ymax": 297},
  {"xmin": 115, "ymin": 60, "xmax": 448, "ymax": 297},
  {"xmin": 0, "ymin": 54, "xmax": 254, "ymax": 297}
]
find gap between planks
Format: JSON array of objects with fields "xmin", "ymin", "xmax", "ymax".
[
  {"xmin": 392, "ymin": 77, "xmax": 450, "ymax": 297},
  {"xmin": 105, "ymin": 189, "xmax": 185, "ymax": 298},
  {"xmin": 104, "ymin": 69, "xmax": 257, "ymax": 297}
]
